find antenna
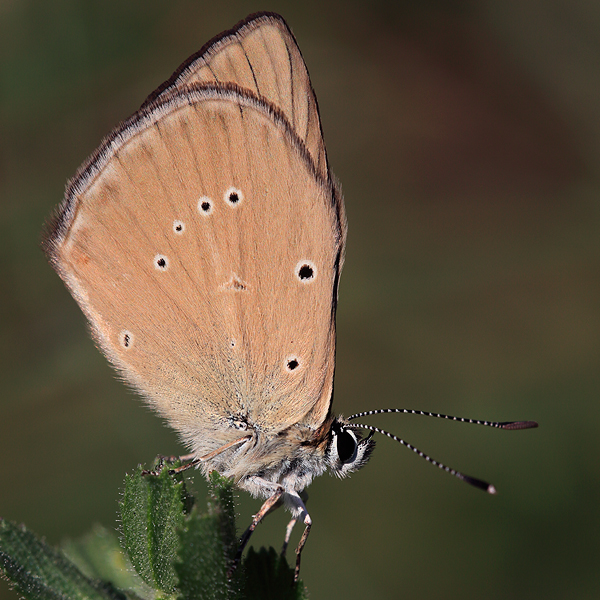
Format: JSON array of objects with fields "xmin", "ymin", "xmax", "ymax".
[
  {"xmin": 347, "ymin": 409, "xmax": 537, "ymax": 493},
  {"xmin": 348, "ymin": 408, "xmax": 538, "ymax": 431}
]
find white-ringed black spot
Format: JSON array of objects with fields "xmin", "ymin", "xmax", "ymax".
[
  {"xmin": 295, "ymin": 260, "xmax": 316, "ymax": 283},
  {"xmin": 224, "ymin": 187, "xmax": 243, "ymax": 207},
  {"xmin": 198, "ymin": 196, "xmax": 213, "ymax": 215},
  {"xmin": 120, "ymin": 330, "xmax": 134, "ymax": 349},
  {"xmin": 173, "ymin": 220, "xmax": 185, "ymax": 234},
  {"xmin": 285, "ymin": 356, "xmax": 300, "ymax": 372},
  {"xmin": 154, "ymin": 254, "xmax": 169, "ymax": 271}
]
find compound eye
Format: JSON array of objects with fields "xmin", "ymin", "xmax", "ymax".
[{"xmin": 336, "ymin": 429, "xmax": 358, "ymax": 464}]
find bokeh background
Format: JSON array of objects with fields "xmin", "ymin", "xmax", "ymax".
[{"xmin": 1, "ymin": 1, "xmax": 598, "ymax": 598}]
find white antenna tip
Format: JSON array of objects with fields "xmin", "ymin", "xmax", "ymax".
[{"xmin": 487, "ymin": 484, "xmax": 497, "ymax": 495}]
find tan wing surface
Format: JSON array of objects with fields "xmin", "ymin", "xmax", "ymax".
[
  {"xmin": 45, "ymin": 86, "xmax": 343, "ymax": 452},
  {"xmin": 146, "ymin": 13, "xmax": 329, "ymax": 180}
]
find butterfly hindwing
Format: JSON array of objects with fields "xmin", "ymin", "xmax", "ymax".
[{"xmin": 45, "ymin": 85, "xmax": 343, "ymax": 453}]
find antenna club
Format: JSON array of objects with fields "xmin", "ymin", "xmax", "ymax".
[
  {"xmin": 500, "ymin": 421, "xmax": 538, "ymax": 430},
  {"xmin": 487, "ymin": 484, "xmax": 497, "ymax": 495}
]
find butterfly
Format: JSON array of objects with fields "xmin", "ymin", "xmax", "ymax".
[{"xmin": 43, "ymin": 12, "xmax": 537, "ymax": 580}]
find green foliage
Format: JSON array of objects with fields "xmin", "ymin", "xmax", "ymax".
[
  {"xmin": 0, "ymin": 461, "xmax": 308, "ymax": 600},
  {"xmin": 120, "ymin": 463, "xmax": 190, "ymax": 595},
  {"xmin": 174, "ymin": 471, "xmax": 240, "ymax": 600},
  {"xmin": 62, "ymin": 524, "xmax": 151, "ymax": 599},
  {"xmin": 243, "ymin": 548, "xmax": 308, "ymax": 600},
  {"xmin": 0, "ymin": 519, "xmax": 128, "ymax": 600}
]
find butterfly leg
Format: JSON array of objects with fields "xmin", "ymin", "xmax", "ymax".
[
  {"xmin": 281, "ymin": 517, "xmax": 297, "ymax": 556},
  {"xmin": 140, "ymin": 453, "xmax": 198, "ymax": 476},
  {"xmin": 145, "ymin": 437, "xmax": 253, "ymax": 476},
  {"xmin": 294, "ymin": 515, "xmax": 312, "ymax": 582},
  {"xmin": 228, "ymin": 484, "xmax": 284, "ymax": 578},
  {"xmin": 161, "ymin": 452, "xmax": 196, "ymax": 463},
  {"xmin": 281, "ymin": 489, "xmax": 308, "ymax": 556},
  {"xmin": 280, "ymin": 489, "xmax": 312, "ymax": 581}
]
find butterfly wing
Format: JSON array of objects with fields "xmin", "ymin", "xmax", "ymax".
[
  {"xmin": 44, "ymin": 85, "xmax": 345, "ymax": 455},
  {"xmin": 145, "ymin": 12, "xmax": 329, "ymax": 181}
]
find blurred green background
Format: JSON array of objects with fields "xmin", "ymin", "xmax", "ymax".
[{"xmin": 1, "ymin": 1, "xmax": 598, "ymax": 598}]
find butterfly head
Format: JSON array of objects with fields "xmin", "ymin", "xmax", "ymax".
[{"xmin": 326, "ymin": 418, "xmax": 375, "ymax": 478}]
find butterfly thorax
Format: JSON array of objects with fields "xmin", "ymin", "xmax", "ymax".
[{"xmin": 192, "ymin": 415, "xmax": 375, "ymax": 499}]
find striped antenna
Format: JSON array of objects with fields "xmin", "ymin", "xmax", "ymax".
[
  {"xmin": 347, "ymin": 422, "xmax": 497, "ymax": 493},
  {"xmin": 347, "ymin": 408, "xmax": 538, "ymax": 431}
]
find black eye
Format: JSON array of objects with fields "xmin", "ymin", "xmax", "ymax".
[{"xmin": 336, "ymin": 430, "xmax": 357, "ymax": 464}]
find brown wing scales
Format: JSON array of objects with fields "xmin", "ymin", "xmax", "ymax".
[
  {"xmin": 46, "ymin": 86, "xmax": 342, "ymax": 453},
  {"xmin": 148, "ymin": 13, "xmax": 329, "ymax": 180}
]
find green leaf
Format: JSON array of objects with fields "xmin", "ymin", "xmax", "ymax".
[
  {"xmin": 175, "ymin": 471, "xmax": 241, "ymax": 600},
  {"xmin": 242, "ymin": 547, "xmax": 308, "ymax": 600},
  {"xmin": 1, "ymin": 460, "xmax": 310, "ymax": 600},
  {"xmin": 120, "ymin": 462, "xmax": 190, "ymax": 595},
  {"xmin": 62, "ymin": 524, "xmax": 151, "ymax": 599},
  {"xmin": 0, "ymin": 518, "xmax": 128, "ymax": 600}
]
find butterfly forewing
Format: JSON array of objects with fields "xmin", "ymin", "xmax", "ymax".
[
  {"xmin": 149, "ymin": 13, "xmax": 329, "ymax": 181},
  {"xmin": 46, "ymin": 86, "xmax": 342, "ymax": 452}
]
